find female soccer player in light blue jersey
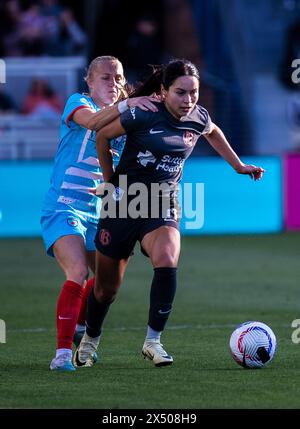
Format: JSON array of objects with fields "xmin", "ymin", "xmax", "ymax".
[{"xmin": 41, "ymin": 56, "xmax": 158, "ymax": 371}]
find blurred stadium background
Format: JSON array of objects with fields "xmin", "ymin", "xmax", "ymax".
[
  {"xmin": 1, "ymin": 0, "xmax": 300, "ymax": 235},
  {"xmin": 1, "ymin": 0, "xmax": 300, "ymax": 410}
]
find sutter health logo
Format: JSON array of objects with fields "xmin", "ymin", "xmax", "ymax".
[{"xmin": 0, "ymin": 319, "xmax": 6, "ymax": 343}]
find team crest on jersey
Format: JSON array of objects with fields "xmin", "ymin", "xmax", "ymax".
[
  {"xmin": 183, "ymin": 131, "xmax": 197, "ymax": 147},
  {"xmin": 99, "ymin": 229, "xmax": 111, "ymax": 246},
  {"xmin": 67, "ymin": 217, "xmax": 78, "ymax": 227}
]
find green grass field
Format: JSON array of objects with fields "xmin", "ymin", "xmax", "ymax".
[{"xmin": 0, "ymin": 233, "xmax": 300, "ymax": 409}]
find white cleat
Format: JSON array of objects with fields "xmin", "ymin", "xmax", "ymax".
[
  {"xmin": 142, "ymin": 339, "xmax": 173, "ymax": 367},
  {"xmin": 73, "ymin": 332, "xmax": 100, "ymax": 368}
]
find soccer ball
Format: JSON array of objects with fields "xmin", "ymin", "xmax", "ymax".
[{"xmin": 229, "ymin": 321, "xmax": 277, "ymax": 369}]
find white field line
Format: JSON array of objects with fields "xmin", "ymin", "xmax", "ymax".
[{"xmin": 7, "ymin": 323, "xmax": 292, "ymax": 334}]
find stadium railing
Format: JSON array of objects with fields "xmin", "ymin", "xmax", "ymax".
[
  {"xmin": 0, "ymin": 56, "xmax": 86, "ymax": 160},
  {"xmin": 0, "ymin": 114, "xmax": 59, "ymax": 160},
  {"xmin": 4, "ymin": 57, "xmax": 86, "ymax": 106}
]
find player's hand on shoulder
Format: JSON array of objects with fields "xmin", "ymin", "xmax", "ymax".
[
  {"xmin": 127, "ymin": 96, "xmax": 159, "ymax": 112},
  {"xmin": 150, "ymin": 92, "xmax": 162, "ymax": 101},
  {"xmin": 236, "ymin": 163, "xmax": 265, "ymax": 181}
]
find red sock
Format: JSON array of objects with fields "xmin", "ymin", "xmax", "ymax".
[
  {"xmin": 57, "ymin": 280, "xmax": 84, "ymax": 350},
  {"xmin": 77, "ymin": 277, "xmax": 94, "ymax": 326}
]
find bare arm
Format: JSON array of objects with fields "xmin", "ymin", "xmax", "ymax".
[
  {"xmin": 73, "ymin": 104, "xmax": 122, "ymax": 131},
  {"xmin": 96, "ymin": 117, "xmax": 126, "ymax": 182},
  {"xmin": 204, "ymin": 123, "xmax": 265, "ymax": 180},
  {"xmin": 73, "ymin": 96, "xmax": 158, "ymax": 131}
]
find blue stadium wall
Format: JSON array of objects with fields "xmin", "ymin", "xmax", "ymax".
[{"xmin": 0, "ymin": 157, "xmax": 282, "ymax": 237}]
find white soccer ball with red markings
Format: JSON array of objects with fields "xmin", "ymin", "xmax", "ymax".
[{"xmin": 229, "ymin": 321, "xmax": 277, "ymax": 368}]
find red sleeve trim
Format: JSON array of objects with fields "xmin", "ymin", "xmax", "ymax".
[{"xmin": 66, "ymin": 105, "xmax": 88, "ymax": 127}]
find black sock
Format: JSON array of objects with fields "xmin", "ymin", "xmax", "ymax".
[
  {"xmin": 148, "ymin": 267, "xmax": 177, "ymax": 332},
  {"xmin": 85, "ymin": 288, "xmax": 113, "ymax": 338}
]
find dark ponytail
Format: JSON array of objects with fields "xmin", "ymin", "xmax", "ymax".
[
  {"xmin": 130, "ymin": 59, "xmax": 200, "ymax": 98},
  {"xmin": 130, "ymin": 65, "xmax": 164, "ymax": 97}
]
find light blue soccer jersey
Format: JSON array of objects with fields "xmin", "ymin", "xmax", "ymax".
[{"xmin": 42, "ymin": 93, "xmax": 125, "ymax": 223}]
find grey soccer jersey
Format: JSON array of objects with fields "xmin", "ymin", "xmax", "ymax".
[{"xmin": 111, "ymin": 102, "xmax": 212, "ymax": 187}]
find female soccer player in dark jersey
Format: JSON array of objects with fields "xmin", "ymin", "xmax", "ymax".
[
  {"xmin": 41, "ymin": 55, "xmax": 158, "ymax": 371},
  {"xmin": 73, "ymin": 59, "xmax": 265, "ymax": 368}
]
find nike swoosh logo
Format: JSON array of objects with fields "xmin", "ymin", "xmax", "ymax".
[
  {"xmin": 158, "ymin": 309, "xmax": 171, "ymax": 314},
  {"xmin": 74, "ymin": 350, "xmax": 86, "ymax": 367},
  {"xmin": 149, "ymin": 128, "xmax": 164, "ymax": 134},
  {"xmin": 58, "ymin": 316, "xmax": 72, "ymax": 320}
]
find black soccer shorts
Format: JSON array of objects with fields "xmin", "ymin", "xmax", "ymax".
[{"xmin": 95, "ymin": 213, "xmax": 180, "ymax": 260}]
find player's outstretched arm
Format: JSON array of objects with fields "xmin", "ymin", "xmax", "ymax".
[
  {"xmin": 96, "ymin": 117, "xmax": 126, "ymax": 182},
  {"xmin": 73, "ymin": 96, "xmax": 158, "ymax": 132},
  {"xmin": 204, "ymin": 123, "xmax": 265, "ymax": 181}
]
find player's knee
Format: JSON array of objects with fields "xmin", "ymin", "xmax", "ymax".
[
  {"xmin": 67, "ymin": 265, "xmax": 89, "ymax": 285},
  {"xmin": 152, "ymin": 249, "xmax": 178, "ymax": 267},
  {"xmin": 93, "ymin": 286, "xmax": 117, "ymax": 303}
]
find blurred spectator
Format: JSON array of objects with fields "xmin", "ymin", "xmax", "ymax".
[
  {"xmin": 0, "ymin": 0, "xmax": 86, "ymax": 57},
  {"xmin": 40, "ymin": 0, "xmax": 67, "ymax": 55},
  {"xmin": 0, "ymin": 0, "xmax": 22, "ymax": 56},
  {"xmin": 21, "ymin": 78, "xmax": 63, "ymax": 118},
  {"xmin": 59, "ymin": 9, "xmax": 87, "ymax": 55},
  {"xmin": 0, "ymin": 88, "xmax": 17, "ymax": 113},
  {"xmin": 41, "ymin": 0, "xmax": 63, "ymax": 20},
  {"xmin": 18, "ymin": 3, "xmax": 45, "ymax": 56},
  {"xmin": 39, "ymin": 0, "xmax": 87, "ymax": 56},
  {"xmin": 125, "ymin": 13, "xmax": 164, "ymax": 83}
]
